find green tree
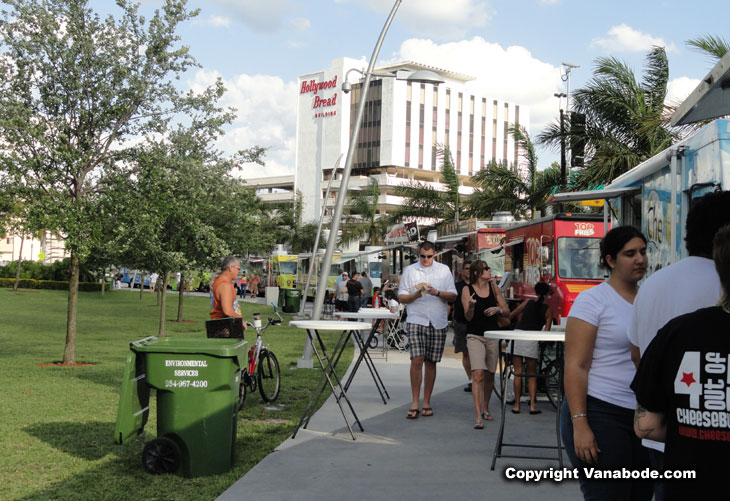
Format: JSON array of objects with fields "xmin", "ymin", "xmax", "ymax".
[
  {"xmin": 339, "ymin": 179, "xmax": 391, "ymax": 248},
  {"xmin": 0, "ymin": 0, "xmax": 223, "ymax": 362},
  {"xmin": 468, "ymin": 126, "xmax": 562, "ymax": 219},
  {"xmin": 393, "ymin": 146, "xmax": 463, "ymax": 226},
  {"xmin": 687, "ymin": 34, "xmax": 730, "ymax": 61},
  {"xmin": 538, "ymin": 46, "xmax": 678, "ymax": 190}
]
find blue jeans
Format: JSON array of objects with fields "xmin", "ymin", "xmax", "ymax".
[{"xmin": 561, "ymin": 396, "xmax": 653, "ymax": 501}]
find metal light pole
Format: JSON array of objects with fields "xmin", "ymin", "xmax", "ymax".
[
  {"xmin": 308, "ymin": 0, "xmax": 404, "ymax": 324},
  {"xmin": 554, "ymin": 92, "xmax": 567, "ymax": 211},
  {"xmin": 561, "ymin": 62, "xmax": 579, "ymax": 168},
  {"xmin": 297, "ymin": 154, "xmax": 343, "ymax": 317}
]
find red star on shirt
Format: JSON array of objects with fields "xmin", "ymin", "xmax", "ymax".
[{"xmin": 681, "ymin": 372, "xmax": 696, "ymax": 387}]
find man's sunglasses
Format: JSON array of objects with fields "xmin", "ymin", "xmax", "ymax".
[{"xmin": 419, "ymin": 254, "xmax": 434, "ymax": 259}]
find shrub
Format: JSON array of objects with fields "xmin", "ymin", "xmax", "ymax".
[{"xmin": 0, "ymin": 278, "xmax": 102, "ymax": 291}]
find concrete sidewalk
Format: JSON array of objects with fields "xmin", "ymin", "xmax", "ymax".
[{"xmin": 219, "ymin": 336, "xmax": 582, "ymax": 501}]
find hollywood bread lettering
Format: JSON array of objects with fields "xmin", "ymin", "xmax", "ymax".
[
  {"xmin": 313, "ymin": 93, "xmax": 337, "ymax": 109},
  {"xmin": 300, "ymin": 75, "xmax": 338, "ymax": 95}
]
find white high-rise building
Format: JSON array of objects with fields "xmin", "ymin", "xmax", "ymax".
[{"xmin": 294, "ymin": 57, "xmax": 529, "ymax": 228}]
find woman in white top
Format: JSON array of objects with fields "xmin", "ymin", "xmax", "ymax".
[{"xmin": 561, "ymin": 226, "xmax": 652, "ymax": 500}]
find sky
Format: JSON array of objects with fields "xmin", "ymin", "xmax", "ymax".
[{"xmin": 93, "ymin": 0, "xmax": 728, "ymax": 179}]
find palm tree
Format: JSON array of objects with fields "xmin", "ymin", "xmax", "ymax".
[
  {"xmin": 687, "ymin": 34, "xmax": 730, "ymax": 61},
  {"xmin": 392, "ymin": 146, "xmax": 463, "ymax": 226},
  {"xmin": 468, "ymin": 125, "xmax": 562, "ymax": 219},
  {"xmin": 339, "ymin": 178, "xmax": 390, "ymax": 248},
  {"xmin": 538, "ymin": 46, "xmax": 678, "ymax": 190}
]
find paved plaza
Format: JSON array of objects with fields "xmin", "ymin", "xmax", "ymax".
[{"xmin": 219, "ymin": 329, "xmax": 582, "ymax": 500}]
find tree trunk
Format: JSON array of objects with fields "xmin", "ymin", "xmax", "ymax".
[
  {"xmin": 100, "ymin": 268, "xmax": 105, "ymax": 296},
  {"xmin": 176, "ymin": 272, "xmax": 185, "ymax": 322},
  {"xmin": 12, "ymin": 234, "xmax": 24, "ymax": 291},
  {"xmin": 156, "ymin": 279, "xmax": 161, "ymax": 307},
  {"xmin": 158, "ymin": 272, "xmax": 169, "ymax": 337},
  {"xmin": 63, "ymin": 254, "xmax": 80, "ymax": 364},
  {"xmin": 139, "ymin": 274, "xmax": 146, "ymax": 301}
]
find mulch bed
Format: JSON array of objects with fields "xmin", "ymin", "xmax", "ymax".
[{"xmin": 7, "ymin": 289, "xmax": 41, "ymax": 293}]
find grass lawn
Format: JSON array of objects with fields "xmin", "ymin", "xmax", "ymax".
[{"xmin": 0, "ymin": 288, "xmax": 352, "ymax": 500}]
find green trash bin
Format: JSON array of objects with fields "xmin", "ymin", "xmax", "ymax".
[
  {"xmin": 283, "ymin": 288, "xmax": 301, "ymax": 313},
  {"xmin": 114, "ymin": 336, "xmax": 247, "ymax": 477}
]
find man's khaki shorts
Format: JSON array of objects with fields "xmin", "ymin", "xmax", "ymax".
[{"xmin": 466, "ymin": 335, "xmax": 499, "ymax": 373}]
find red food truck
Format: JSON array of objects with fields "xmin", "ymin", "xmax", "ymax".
[{"xmin": 498, "ymin": 213, "xmax": 608, "ymax": 327}]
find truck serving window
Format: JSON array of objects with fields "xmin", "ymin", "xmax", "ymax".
[
  {"xmin": 557, "ymin": 237, "xmax": 602, "ymax": 280},
  {"xmin": 279, "ymin": 262, "xmax": 297, "ymax": 275}
]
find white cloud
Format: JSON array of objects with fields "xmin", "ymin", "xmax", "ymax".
[
  {"xmin": 666, "ymin": 76, "xmax": 700, "ymax": 107},
  {"xmin": 392, "ymin": 37, "xmax": 563, "ymax": 136},
  {"xmin": 338, "ymin": 0, "xmax": 491, "ymax": 39},
  {"xmin": 290, "ymin": 17, "xmax": 310, "ymax": 31},
  {"xmin": 207, "ymin": 0, "xmax": 292, "ymax": 32},
  {"xmin": 591, "ymin": 24, "xmax": 677, "ymax": 53},
  {"xmin": 207, "ymin": 15, "xmax": 232, "ymax": 28},
  {"xmin": 188, "ymin": 70, "xmax": 298, "ymax": 179},
  {"xmin": 537, "ymin": 0, "xmax": 560, "ymax": 4}
]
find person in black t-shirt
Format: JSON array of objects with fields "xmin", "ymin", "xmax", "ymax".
[
  {"xmin": 451, "ymin": 261, "xmax": 472, "ymax": 391},
  {"xmin": 632, "ymin": 224, "xmax": 730, "ymax": 499},
  {"xmin": 509, "ymin": 281, "xmax": 553, "ymax": 414},
  {"xmin": 346, "ymin": 272, "xmax": 364, "ymax": 312}
]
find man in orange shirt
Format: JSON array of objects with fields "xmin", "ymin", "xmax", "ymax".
[{"xmin": 210, "ymin": 256, "xmax": 243, "ymax": 321}]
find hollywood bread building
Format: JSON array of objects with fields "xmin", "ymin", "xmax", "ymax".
[{"xmin": 294, "ymin": 57, "xmax": 529, "ymax": 250}]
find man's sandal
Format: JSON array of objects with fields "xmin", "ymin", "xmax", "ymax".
[
  {"xmin": 421, "ymin": 407, "xmax": 434, "ymax": 417},
  {"xmin": 406, "ymin": 408, "xmax": 420, "ymax": 419}
]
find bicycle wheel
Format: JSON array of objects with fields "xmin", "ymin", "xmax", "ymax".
[
  {"xmin": 540, "ymin": 359, "xmax": 562, "ymax": 409},
  {"xmin": 257, "ymin": 349, "xmax": 281, "ymax": 402},
  {"xmin": 368, "ymin": 335, "xmax": 379, "ymax": 349},
  {"xmin": 537, "ymin": 342, "xmax": 562, "ymax": 409},
  {"xmin": 237, "ymin": 371, "xmax": 251, "ymax": 412}
]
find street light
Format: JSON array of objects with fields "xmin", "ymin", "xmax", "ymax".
[
  {"xmin": 341, "ymin": 67, "xmax": 445, "ymax": 93},
  {"xmin": 554, "ymin": 92, "xmax": 567, "ymax": 209},
  {"xmin": 298, "ymin": 0, "xmax": 444, "ymax": 368}
]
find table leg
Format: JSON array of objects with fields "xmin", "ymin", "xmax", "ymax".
[
  {"xmin": 491, "ymin": 341, "xmax": 510, "ymax": 470},
  {"xmin": 343, "ymin": 321, "xmax": 390, "ymax": 403},
  {"xmin": 292, "ymin": 329, "xmax": 363, "ymax": 440}
]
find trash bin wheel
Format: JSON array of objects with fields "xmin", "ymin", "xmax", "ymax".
[
  {"xmin": 142, "ymin": 437, "xmax": 181, "ymax": 475},
  {"xmin": 368, "ymin": 335, "xmax": 378, "ymax": 349},
  {"xmin": 257, "ymin": 350, "xmax": 281, "ymax": 402}
]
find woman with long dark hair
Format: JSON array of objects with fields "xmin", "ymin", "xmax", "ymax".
[
  {"xmin": 561, "ymin": 226, "xmax": 652, "ymax": 500},
  {"xmin": 462, "ymin": 260, "xmax": 510, "ymax": 429},
  {"xmin": 509, "ymin": 281, "xmax": 553, "ymax": 414}
]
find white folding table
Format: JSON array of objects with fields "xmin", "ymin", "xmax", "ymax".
[
  {"xmin": 483, "ymin": 329, "xmax": 566, "ymax": 470},
  {"xmin": 290, "ymin": 320, "xmax": 371, "ymax": 440},
  {"xmin": 334, "ymin": 309, "xmax": 399, "ymax": 404}
]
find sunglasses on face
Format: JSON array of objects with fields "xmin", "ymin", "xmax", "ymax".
[{"xmin": 419, "ymin": 254, "xmax": 434, "ymax": 259}]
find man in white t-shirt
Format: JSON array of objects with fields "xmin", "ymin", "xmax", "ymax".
[
  {"xmin": 628, "ymin": 191, "xmax": 730, "ymax": 500},
  {"xmin": 399, "ymin": 241, "xmax": 457, "ymax": 419}
]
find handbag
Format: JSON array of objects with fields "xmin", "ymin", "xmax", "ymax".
[{"xmin": 492, "ymin": 282, "xmax": 511, "ymax": 329}]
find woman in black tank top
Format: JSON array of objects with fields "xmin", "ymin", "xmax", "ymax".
[{"xmin": 462, "ymin": 260, "xmax": 510, "ymax": 428}]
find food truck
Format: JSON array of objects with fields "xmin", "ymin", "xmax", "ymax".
[
  {"xmin": 497, "ymin": 213, "xmax": 608, "ymax": 327},
  {"xmin": 552, "ymin": 119, "xmax": 730, "ymax": 279},
  {"xmin": 270, "ymin": 252, "xmax": 298, "ymax": 289}
]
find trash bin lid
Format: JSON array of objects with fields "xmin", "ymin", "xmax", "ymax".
[{"xmin": 130, "ymin": 337, "xmax": 247, "ymax": 357}]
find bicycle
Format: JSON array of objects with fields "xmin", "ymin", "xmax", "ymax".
[
  {"xmin": 536, "ymin": 341, "xmax": 562, "ymax": 409},
  {"xmin": 237, "ymin": 303, "xmax": 282, "ymax": 412}
]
